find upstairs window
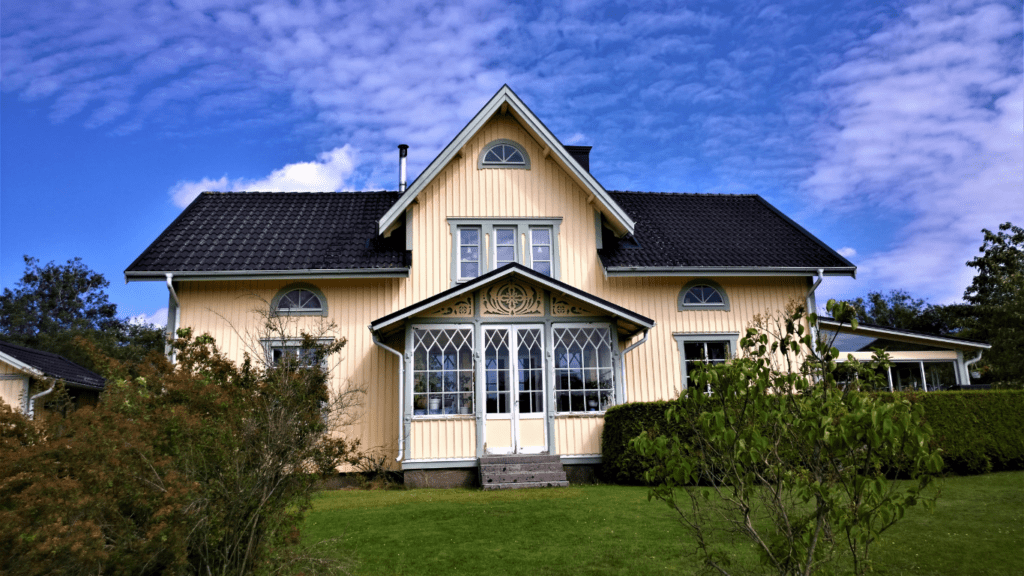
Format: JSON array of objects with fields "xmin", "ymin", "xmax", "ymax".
[
  {"xmin": 677, "ymin": 279, "xmax": 730, "ymax": 311},
  {"xmin": 478, "ymin": 139, "xmax": 531, "ymax": 170},
  {"xmin": 450, "ymin": 219, "xmax": 562, "ymax": 285},
  {"xmin": 271, "ymin": 284, "xmax": 328, "ymax": 317}
]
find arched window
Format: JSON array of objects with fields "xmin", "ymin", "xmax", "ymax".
[
  {"xmin": 678, "ymin": 279, "xmax": 730, "ymax": 311},
  {"xmin": 271, "ymin": 284, "xmax": 328, "ymax": 317},
  {"xmin": 478, "ymin": 139, "xmax": 530, "ymax": 170}
]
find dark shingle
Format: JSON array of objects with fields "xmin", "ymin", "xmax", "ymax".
[
  {"xmin": 0, "ymin": 340, "xmax": 106, "ymax": 389},
  {"xmin": 599, "ymin": 192, "xmax": 854, "ymax": 270},
  {"xmin": 126, "ymin": 192, "xmax": 409, "ymax": 273}
]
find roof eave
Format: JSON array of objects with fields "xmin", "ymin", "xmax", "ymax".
[
  {"xmin": 125, "ymin": 268, "xmax": 411, "ymax": 282},
  {"xmin": 604, "ymin": 266, "xmax": 858, "ymax": 278},
  {"xmin": 819, "ymin": 319, "xmax": 991, "ymax": 350},
  {"xmin": 370, "ymin": 263, "xmax": 654, "ymax": 334},
  {"xmin": 0, "ymin": 351, "xmax": 45, "ymax": 378},
  {"xmin": 377, "ymin": 85, "xmax": 635, "ymax": 237}
]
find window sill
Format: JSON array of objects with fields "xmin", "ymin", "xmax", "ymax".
[
  {"xmin": 411, "ymin": 413, "xmax": 476, "ymax": 421},
  {"xmin": 554, "ymin": 411, "xmax": 608, "ymax": 418}
]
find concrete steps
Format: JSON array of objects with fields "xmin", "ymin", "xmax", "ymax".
[{"xmin": 479, "ymin": 454, "xmax": 569, "ymax": 490}]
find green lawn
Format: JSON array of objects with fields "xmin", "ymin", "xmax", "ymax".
[{"xmin": 302, "ymin": 471, "xmax": 1024, "ymax": 575}]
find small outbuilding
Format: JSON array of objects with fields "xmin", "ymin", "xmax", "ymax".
[{"xmin": 0, "ymin": 340, "xmax": 106, "ymax": 417}]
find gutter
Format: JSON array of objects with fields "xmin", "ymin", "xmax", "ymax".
[
  {"xmin": 806, "ymin": 268, "xmax": 823, "ymax": 346},
  {"xmin": 604, "ymin": 266, "xmax": 856, "ymax": 278},
  {"xmin": 126, "ymin": 268, "xmax": 411, "ymax": 282},
  {"xmin": 166, "ymin": 274, "xmax": 181, "ymax": 362},
  {"xmin": 619, "ymin": 328, "xmax": 650, "ymax": 404},
  {"xmin": 371, "ymin": 329, "xmax": 406, "ymax": 463},
  {"xmin": 964, "ymin": 351, "xmax": 984, "ymax": 380}
]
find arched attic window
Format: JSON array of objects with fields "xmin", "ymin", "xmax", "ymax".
[
  {"xmin": 478, "ymin": 139, "xmax": 531, "ymax": 170},
  {"xmin": 677, "ymin": 279, "xmax": 730, "ymax": 311},
  {"xmin": 271, "ymin": 284, "xmax": 328, "ymax": 317}
]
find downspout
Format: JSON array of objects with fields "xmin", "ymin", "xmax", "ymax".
[
  {"xmin": 964, "ymin": 351, "xmax": 984, "ymax": 383},
  {"xmin": 806, "ymin": 268, "xmax": 824, "ymax": 345},
  {"xmin": 166, "ymin": 273, "xmax": 181, "ymax": 362},
  {"xmin": 371, "ymin": 328, "xmax": 406, "ymax": 462},
  {"xmin": 619, "ymin": 328, "xmax": 650, "ymax": 404},
  {"xmin": 28, "ymin": 381, "xmax": 55, "ymax": 420}
]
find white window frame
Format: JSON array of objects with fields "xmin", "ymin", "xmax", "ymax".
[
  {"xmin": 478, "ymin": 139, "xmax": 531, "ymax": 170},
  {"xmin": 448, "ymin": 218, "xmax": 562, "ymax": 285},
  {"xmin": 409, "ymin": 325, "xmax": 476, "ymax": 420},
  {"xmin": 455, "ymin": 226, "xmax": 483, "ymax": 282},
  {"xmin": 262, "ymin": 337, "xmax": 334, "ymax": 370},
  {"xmin": 677, "ymin": 279, "xmax": 730, "ymax": 312},
  {"xmin": 270, "ymin": 283, "xmax": 329, "ymax": 317},
  {"xmin": 673, "ymin": 333, "xmax": 740, "ymax": 391},
  {"xmin": 493, "ymin": 226, "xmax": 518, "ymax": 270},
  {"xmin": 552, "ymin": 323, "xmax": 618, "ymax": 415}
]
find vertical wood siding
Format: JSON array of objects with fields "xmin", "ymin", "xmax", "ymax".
[
  {"xmin": 485, "ymin": 419, "xmax": 513, "ymax": 452},
  {"xmin": 175, "ymin": 114, "xmax": 811, "ymax": 465},
  {"xmin": 0, "ymin": 363, "xmax": 28, "ymax": 411},
  {"xmin": 409, "ymin": 419, "xmax": 476, "ymax": 460},
  {"xmin": 555, "ymin": 416, "xmax": 603, "ymax": 455}
]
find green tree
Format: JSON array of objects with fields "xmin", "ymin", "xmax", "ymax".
[
  {"xmin": 842, "ymin": 289, "xmax": 964, "ymax": 335},
  {"xmin": 962, "ymin": 222, "xmax": 1024, "ymax": 385},
  {"xmin": 0, "ymin": 256, "xmax": 164, "ymax": 371},
  {"xmin": 0, "ymin": 330, "xmax": 360, "ymax": 576},
  {"xmin": 633, "ymin": 302, "xmax": 941, "ymax": 576}
]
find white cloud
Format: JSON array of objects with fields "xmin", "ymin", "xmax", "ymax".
[
  {"xmin": 837, "ymin": 247, "xmax": 857, "ymax": 258},
  {"xmin": 803, "ymin": 1, "xmax": 1023, "ymax": 304},
  {"xmin": 169, "ymin": 145, "xmax": 358, "ymax": 207},
  {"xmin": 130, "ymin": 308, "xmax": 168, "ymax": 328}
]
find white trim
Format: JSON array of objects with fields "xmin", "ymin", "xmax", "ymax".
[
  {"xmin": 820, "ymin": 319, "xmax": 990, "ymax": 350},
  {"xmin": 606, "ymin": 266, "xmax": 857, "ymax": 277},
  {"xmin": 371, "ymin": 265, "xmax": 654, "ymax": 333},
  {"xmin": 560, "ymin": 455, "xmax": 602, "ymax": 465},
  {"xmin": 400, "ymin": 458, "xmax": 480, "ymax": 470},
  {"xmin": 126, "ymin": 268, "xmax": 410, "ymax": 282},
  {"xmin": 0, "ymin": 352, "xmax": 44, "ymax": 378},
  {"xmin": 378, "ymin": 85, "xmax": 635, "ymax": 237}
]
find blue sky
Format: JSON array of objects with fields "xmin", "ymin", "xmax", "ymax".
[{"xmin": 2, "ymin": 0, "xmax": 1021, "ymax": 327}]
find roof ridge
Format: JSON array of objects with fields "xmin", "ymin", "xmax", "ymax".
[
  {"xmin": 608, "ymin": 190, "xmax": 761, "ymax": 197},
  {"xmin": 200, "ymin": 190, "xmax": 400, "ymax": 195}
]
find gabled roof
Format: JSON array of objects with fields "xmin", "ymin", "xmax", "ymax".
[
  {"xmin": 377, "ymin": 85, "xmax": 636, "ymax": 237},
  {"xmin": 0, "ymin": 340, "xmax": 106, "ymax": 390},
  {"xmin": 370, "ymin": 262, "xmax": 655, "ymax": 338},
  {"xmin": 126, "ymin": 192, "xmax": 410, "ymax": 280},
  {"xmin": 818, "ymin": 318, "xmax": 990, "ymax": 350},
  {"xmin": 599, "ymin": 192, "xmax": 856, "ymax": 276}
]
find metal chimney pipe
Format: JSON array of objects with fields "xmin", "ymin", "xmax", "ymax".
[{"xmin": 398, "ymin": 144, "xmax": 409, "ymax": 192}]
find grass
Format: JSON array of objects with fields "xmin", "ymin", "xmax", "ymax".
[{"xmin": 302, "ymin": 471, "xmax": 1024, "ymax": 575}]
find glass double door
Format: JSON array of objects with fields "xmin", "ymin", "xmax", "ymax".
[{"xmin": 483, "ymin": 325, "xmax": 547, "ymax": 454}]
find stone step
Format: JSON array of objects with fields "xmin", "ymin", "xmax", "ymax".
[
  {"xmin": 481, "ymin": 480, "xmax": 570, "ymax": 490},
  {"xmin": 481, "ymin": 471, "xmax": 567, "ymax": 485},
  {"xmin": 480, "ymin": 462, "xmax": 565, "ymax": 475},
  {"xmin": 478, "ymin": 454, "xmax": 561, "ymax": 464}
]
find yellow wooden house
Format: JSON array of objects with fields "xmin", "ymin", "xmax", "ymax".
[{"xmin": 126, "ymin": 86, "xmax": 858, "ymax": 487}]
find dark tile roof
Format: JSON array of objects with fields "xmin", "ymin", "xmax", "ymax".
[
  {"xmin": 126, "ymin": 192, "xmax": 410, "ymax": 274},
  {"xmin": 0, "ymin": 340, "xmax": 106, "ymax": 390},
  {"xmin": 599, "ymin": 192, "xmax": 855, "ymax": 271}
]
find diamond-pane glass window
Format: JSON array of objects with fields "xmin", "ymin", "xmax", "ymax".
[
  {"xmin": 412, "ymin": 328, "xmax": 475, "ymax": 416},
  {"xmin": 553, "ymin": 327, "xmax": 615, "ymax": 413},
  {"xmin": 683, "ymin": 285, "xmax": 724, "ymax": 306},
  {"xmin": 276, "ymin": 289, "xmax": 322, "ymax": 312}
]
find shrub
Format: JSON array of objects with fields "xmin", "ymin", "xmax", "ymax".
[{"xmin": 0, "ymin": 330, "xmax": 360, "ymax": 576}]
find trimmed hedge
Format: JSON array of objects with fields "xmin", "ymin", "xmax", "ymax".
[{"xmin": 601, "ymin": 390, "xmax": 1024, "ymax": 484}]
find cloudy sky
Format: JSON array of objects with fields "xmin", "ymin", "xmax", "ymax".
[{"xmin": 2, "ymin": 0, "xmax": 1021, "ymax": 326}]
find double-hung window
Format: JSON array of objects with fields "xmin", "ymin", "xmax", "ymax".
[
  {"xmin": 674, "ymin": 333, "xmax": 739, "ymax": 392},
  {"xmin": 449, "ymin": 219, "xmax": 561, "ymax": 284}
]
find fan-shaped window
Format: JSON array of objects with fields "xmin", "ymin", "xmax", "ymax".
[
  {"xmin": 478, "ymin": 139, "xmax": 531, "ymax": 170},
  {"xmin": 271, "ymin": 284, "xmax": 328, "ymax": 317},
  {"xmin": 678, "ymin": 279, "xmax": 730, "ymax": 311}
]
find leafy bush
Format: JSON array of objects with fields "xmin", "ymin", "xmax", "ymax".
[
  {"xmin": 605, "ymin": 384, "xmax": 1024, "ymax": 483},
  {"xmin": 0, "ymin": 330, "xmax": 361, "ymax": 576},
  {"xmin": 873, "ymin": 389, "xmax": 1024, "ymax": 475},
  {"xmin": 631, "ymin": 302, "xmax": 942, "ymax": 575}
]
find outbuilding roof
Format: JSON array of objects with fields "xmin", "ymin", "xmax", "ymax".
[
  {"xmin": 599, "ymin": 192, "xmax": 855, "ymax": 275},
  {"xmin": 0, "ymin": 340, "xmax": 106, "ymax": 390}
]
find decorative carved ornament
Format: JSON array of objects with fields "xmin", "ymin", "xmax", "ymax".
[
  {"xmin": 425, "ymin": 295, "xmax": 474, "ymax": 317},
  {"xmin": 481, "ymin": 280, "xmax": 543, "ymax": 316},
  {"xmin": 551, "ymin": 295, "xmax": 591, "ymax": 316}
]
